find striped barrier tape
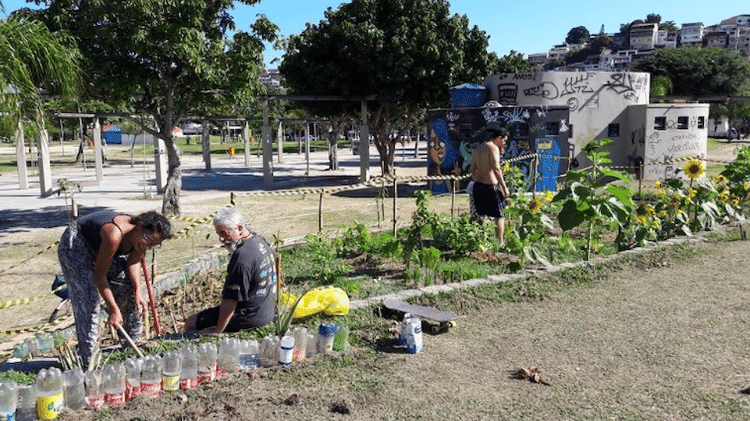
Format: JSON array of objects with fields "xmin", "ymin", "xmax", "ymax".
[
  {"xmin": 0, "ymin": 283, "xmax": 67, "ymax": 310},
  {"xmin": 0, "ymin": 240, "xmax": 59, "ymax": 276},
  {"xmin": 1, "ymin": 313, "xmax": 73, "ymax": 335}
]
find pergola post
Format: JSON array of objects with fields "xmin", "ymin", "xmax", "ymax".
[
  {"xmin": 359, "ymin": 99, "xmax": 370, "ymax": 182},
  {"xmin": 262, "ymin": 98, "xmax": 273, "ymax": 188},
  {"xmin": 93, "ymin": 118, "xmax": 104, "ymax": 184},
  {"xmin": 15, "ymin": 121, "xmax": 28, "ymax": 190}
]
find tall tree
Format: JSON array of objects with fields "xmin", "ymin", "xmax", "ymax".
[
  {"xmin": 565, "ymin": 26, "xmax": 590, "ymax": 45},
  {"xmin": 633, "ymin": 46, "xmax": 750, "ymax": 97},
  {"xmin": 0, "ymin": 13, "xmax": 80, "ymax": 132},
  {"xmin": 37, "ymin": 0, "xmax": 277, "ymax": 215},
  {"xmin": 645, "ymin": 13, "xmax": 661, "ymax": 24},
  {"xmin": 279, "ymin": 0, "xmax": 497, "ymax": 174}
]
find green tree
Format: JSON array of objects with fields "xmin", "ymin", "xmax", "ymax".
[
  {"xmin": 590, "ymin": 34, "xmax": 612, "ymax": 53},
  {"xmin": 565, "ymin": 26, "xmax": 590, "ymax": 45},
  {"xmin": 279, "ymin": 0, "xmax": 497, "ymax": 175},
  {"xmin": 645, "ymin": 13, "xmax": 661, "ymax": 24},
  {"xmin": 492, "ymin": 50, "xmax": 533, "ymax": 74},
  {"xmin": 0, "ymin": 13, "xmax": 80, "ymax": 134},
  {"xmin": 633, "ymin": 46, "xmax": 750, "ymax": 97},
  {"xmin": 37, "ymin": 0, "xmax": 277, "ymax": 215}
]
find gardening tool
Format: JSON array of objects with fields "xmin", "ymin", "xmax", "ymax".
[
  {"xmin": 141, "ymin": 259, "xmax": 161, "ymax": 336},
  {"xmin": 115, "ymin": 324, "xmax": 144, "ymax": 358}
]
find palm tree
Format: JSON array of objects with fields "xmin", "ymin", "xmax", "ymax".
[{"xmin": 0, "ymin": 13, "xmax": 80, "ymax": 130}]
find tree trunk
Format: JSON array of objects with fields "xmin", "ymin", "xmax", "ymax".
[
  {"xmin": 328, "ymin": 134, "xmax": 339, "ymax": 170},
  {"xmin": 161, "ymin": 136, "xmax": 182, "ymax": 216}
]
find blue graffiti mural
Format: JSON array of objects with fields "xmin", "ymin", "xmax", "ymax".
[{"xmin": 535, "ymin": 138, "xmax": 561, "ymax": 192}]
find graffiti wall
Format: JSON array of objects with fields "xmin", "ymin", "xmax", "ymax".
[
  {"xmin": 426, "ymin": 105, "xmax": 569, "ymax": 193},
  {"xmin": 484, "ymin": 72, "xmax": 650, "ymax": 168}
]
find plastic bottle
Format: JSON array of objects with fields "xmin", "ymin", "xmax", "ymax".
[
  {"xmin": 217, "ymin": 337, "xmax": 239, "ymax": 375},
  {"xmin": 161, "ymin": 351, "xmax": 182, "ymax": 392},
  {"xmin": 25, "ymin": 338, "xmax": 40, "ymax": 359},
  {"xmin": 259, "ymin": 336, "xmax": 279, "ymax": 367},
  {"xmin": 36, "ymin": 367, "xmax": 63, "ymax": 420},
  {"xmin": 62, "ymin": 367, "xmax": 85, "ymax": 411},
  {"xmin": 333, "ymin": 325, "xmax": 349, "ymax": 352},
  {"xmin": 103, "ymin": 363, "xmax": 126, "ymax": 406},
  {"xmin": 406, "ymin": 317, "xmax": 423, "ymax": 354},
  {"xmin": 139, "ymin": 355, "xmax": 162, "ymax": 398},
  {"xmin": 36, "ymin": 333, "xmax": 54, "ymax": 355},
  {"xmin": 180, "ymin": 344, "xmax": 199, "ymax": 390},
  {"xmin": 317, "ymin": 322, "xmax": 336, "ymax": 355},
  {"xmin": 124, "ymin": 357, "xmax": 141, "ymax": 401},
  {"xmin": 197, "ymin": 343, "xmax": 217, "ymax": 384},
  {"xmin": 305, "ymin": 333, "xmax": 318, "ymax": 359},
  {"xmin": 278, "ymin": 335, "xmax": 294, "ymax": 365},
  {"xmin": 12, "ymin": 342, "xmax": 29, "ymax": 360},
  {"xmin": 83, "ymin": 370, "xmax": 104, "ymax": 410},
  {"xmin": 0, "ymin": 380, "xmax": 18, "ymax": 421},
  {"xmin": 292, "ymin": 327, "xmax": 307, "ymax": 362},
  {"xmin": 237, "ymin": 340, "xmax": 260, "ymax": 373},
  {"xmin": 15, "ymin": 384, "xmax": 36, "ymax": 421},
  {"xmin": 397, "ymin": 313, "xmax": 413, "ymax": 345}
]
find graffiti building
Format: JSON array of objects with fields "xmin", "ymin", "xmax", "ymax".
[
  {"xmin": 427, "ymin": 105, "xmax": 570, "ymax": 193},
  {"xmin": 482, "ymin": 72, "xmax": 709, "ymax": 181}
]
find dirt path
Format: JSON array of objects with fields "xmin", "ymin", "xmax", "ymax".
[{"xmin": 57, "ymin": 236, "xmax": 750, "ymax": 421}]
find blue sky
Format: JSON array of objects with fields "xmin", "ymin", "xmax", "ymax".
[{"xmin": 3, "ymin": 0, "xmax": 747, "ymax": 66}]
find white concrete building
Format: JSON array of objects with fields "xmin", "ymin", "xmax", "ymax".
[
  {"xmin": 629, "ymin": 23, "xmax": 658, "ymax": 50},
  {"xmin": 483, "ymin": 72, "xmax": 709, "ymax": 180},
  {"xmin": 680, "ymin": 22, "xmax": 704, "ymax": 45}
]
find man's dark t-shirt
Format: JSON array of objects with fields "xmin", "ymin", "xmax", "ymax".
[{"xmin": 222, "ymin": 234, "xmax": 277, "ymax": 328}]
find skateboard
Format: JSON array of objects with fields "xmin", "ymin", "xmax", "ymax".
[{"xmin": 383, "ymin": 299, "xmax": 457, "ymax": 332}]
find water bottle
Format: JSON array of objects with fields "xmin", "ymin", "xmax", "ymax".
[
  {"xmin": 397, "ymin": 313, "xmax": 413, "ymax": 345},
  {"xmin": 26, "ymin": 338, "xmax": 40, "ymax": 359},
  {"xmin": 317, "ymin": 322, "xmax": 336, "ymax": 355},
  {"xmin": 12, "ymin": 342, "xmax": 29, "ymax": 360},
  {"xmin": 217, "ymin": 338, "xmax": 239, "ymax": 375},
  {"xmin": 161, "ymin": 351, "xmax": 182, "ymax": 392},
  {"xmin": 305, "ymin": 333, "xmax": 318, "ymax": 359},
  {"xmin": 36, "ymin": 333, "xmax": 54, "ymax": 355},
  {"xmin": 259, "ymin": 336, "xmax": 279, "ymax": 368},
  {"xmin": 15, "ymin": 384, "xmax": 36, "ymax": 421},
  {"xmin": 180, "ymin": 344, "xmax": 199, "ymax": 390},
  {"xmin": 83, "ymin": 370, "xmax": 104, "ymax": 410},
  {"xmin": 406, "ymin": 317, "xmax": 423, "ymax": 354},
  {"xmin": 62, "ymin": 368, "xmax": 85, "ymax": 411},
  {"xmin": 237, "ymin": 340, "xmax": 260, "ymax": 373},
  {"xmin": 278, "ymin": 335, "xmax": 294, "ymax": 366},
  {"xmin": 139, "ymin": 355, "xmax": 162, "ymax": 398},
  {"xmin": 0, "ymin": 380, "xmax": 18, "ymax": 421},
  {"xmin": 197, "ymin": 343, "xmax": 217, "ymax": 384},
  {"xmin": 292, "ymin": 327, "xmax": 307, "ymax": 362},
  {"xmin": 333, "ymin": 325, "xmax": 349, "ymax": 352},
  {"xmin": 103, "ymin": 363, "xmax": 126, "ymax": 406},
  {"xmin": 36, "ymin": 367, "xmax": 63, "ymax": 420},
  {"xmin": 124, "ymin": 357, "xmax": 141, "ymax": 401}
]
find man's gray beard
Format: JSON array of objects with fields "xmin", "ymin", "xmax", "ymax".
[{"xmin": 224, "ymin": 241, "xmax": 238, "ymax": 254}]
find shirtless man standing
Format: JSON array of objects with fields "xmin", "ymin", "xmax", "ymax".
[{"xmin": 470, "ymin": 127, "xmax": 511, "ymax": 246}]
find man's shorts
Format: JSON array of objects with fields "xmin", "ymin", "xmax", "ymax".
[
  {"xmin": 193, "ymin": 306, "xmax": 243, "ymax": 332},
  {"xmin": 472, "ymin": 182, "xmax": 506, "ymax": 218}
]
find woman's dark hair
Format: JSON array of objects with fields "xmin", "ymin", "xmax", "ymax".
[{"xmin": 131, "ymin": 211, "xmax": 173, "ymax": 239}]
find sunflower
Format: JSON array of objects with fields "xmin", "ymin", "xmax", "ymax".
[
  {"xmin": 545, "ymin": 191, "xmax": 554, "ymax": 202},
  {"xmin": 651, "ymin": 220, "xmax": 661, "ymax": 230},
  {"xmin": 687, "ymin": 188, "xmax": 697, "ymax": 199},
  {"xmin": 527, "ymin": 198, "xmax": 543, "ymax": 214},
  {"xmin": 503, "ymin": 162, "xmax": 510, "ymax": 172},
  {"xmin": 658, "ymin": 210, "xmax": 667, "ymax": 217},
  {"xmin": 720, "ymin": 192, "xmax": 729, "ymax": 202},
  {"xmin": 637, "ymin": 214, "xmax": 647, "ymax": 224},
  {"xmin": 655, "ymin": 180, "xmax": 662, "ymax": 189},
  {"xmin": 676, "ymin": 208, "xmax": 684, "ymax": 215},
  {"xmin": 744, "ymin": 181, "xmax": 750, "ymax": 191},
  {"xmin": 657, "ymin": 189, "xmax": 667, "ymax": 199},
  {"xmin": 732, "ymin": 198, "xmax": 740, "ymax": 207},
  {"xmin": 669, "ymin": 195, "xmax": 681, "ymax": 207},
  {"xmin": 715, "ymin": 174, "xmax": 727, "ymax": 184},
  {"xmin": 635, "ymin": 205, "xmax": 648, "ymax": 218},
  {"xmin": 683, "ymin": 158, "xmax": 705, "ymax": 180}
]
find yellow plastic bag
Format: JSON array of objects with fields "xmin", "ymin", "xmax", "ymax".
[{"xmin": 282, "ymin": 286, "xmax": 350, "ymax": 319}]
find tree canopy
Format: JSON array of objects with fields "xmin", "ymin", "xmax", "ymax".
[
  {"xmin": 633, "ymin": 46, "xmax": 750, "ymax": 97},
  {"xmin": 279, "ymin": 0, "xmax": 499, "ymax": 174},
  {"xmin": 0, "ymin": 13, "xmax": 80, "ymax": 131},
  {"xmin": 35, "ymin": 0, "xmax": 277, "ymax": 214},
  {"xmin": 565, "ymin": 26, "xmax": 590, "ymax": 45}
]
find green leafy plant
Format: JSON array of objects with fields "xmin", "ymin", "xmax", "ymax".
[
  {"xmin": 432, "ymin": 215, "xmax": 495, "ymax": 254},
  {"xmin": 505, "ymin": 194, "xmax": 555, "ymax": 266},
  {"xmin": 553, "ymin": 138, "xmax": 633, "ymax": 260},
  {"xmin": 402, "ymin": 190, "xmax": 442, "ymax": 266},
  {"xmin": 274, "ymin": 290, "xmax": 306, "ymax": 337}
]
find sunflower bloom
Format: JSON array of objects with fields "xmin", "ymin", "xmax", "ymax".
[
  {"xmin": 659, "ymin": 210, "xmax": 667, "ymax": 217},
  {"xmin": 720, "ymin": 192, "xmax": 729, "ymax": 202},
  {"xmin": 744, "ymin": 181, "xmax": 750, "ymax": 191},
  {"xmin": 646, "ymin": 205, "xmax": 655, "ymax": 215},
  {"xmin": 676, "ymin": 208, "xmax": 684, "ymax": 215},
  {"xmin": 732, "ymin": 198, "xmax": 740, "ymax": 207},
  {"xmin": 715, "ymin": 174, "xmax": 727, "ymax": 184},
  {"xmin": 528, "ymin": 198, "xmax": 543, "ymax": 214},
  {"xmin": 651, "ymin": 220, "xmax": 660, "ymax": 229},
  {"xmin": 657, "ymin": 189, "xmax": 667, "ymax": 199},
  {"xmin": 637, "ymin": 214, "xmax": 647, "ymax": 224},
  {"xmin": 503, "ymin": 162, "xmax": 510, "ymax": 172},
  {"xmin": 684, "ymin": 158, "xmax": 705, "ymax": 180},
  {"xmin": 669, "ymin": 195, "xmax": 681, "ymax": 206},
  {"xmin": 687, "ymin": 188, "xmax": 697, "ymax": 198},
  {"xmin": 545, "ymin": 191, "xmax": 554, "ymax": 202},
  {"xmin": 655, "ymin": 180, "xmax": 662, "ymax": 189},
  {"xmin": 635, "ymin": 205, "xmax": 648, "ymax": 219}
]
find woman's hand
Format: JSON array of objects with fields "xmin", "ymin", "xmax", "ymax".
[
  {"xmin": 134, "ymin": 292, "xmax": 148, "ymax": 315},
  {"xmin": 108, "ymin": 307, "xmax": 124, "ymax": 328}
]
